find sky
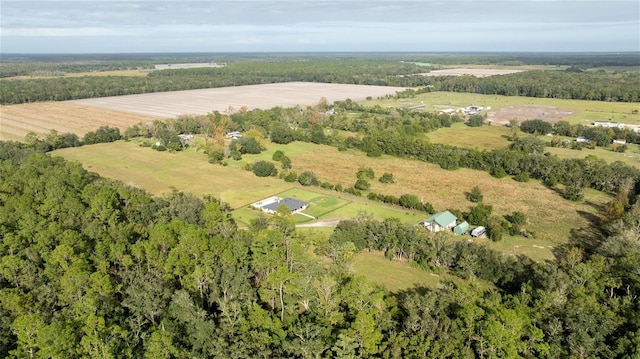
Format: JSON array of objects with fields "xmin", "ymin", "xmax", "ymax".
[{"xmin": 1, "ymin": 0, "xmax": 639, "ymax": 54}]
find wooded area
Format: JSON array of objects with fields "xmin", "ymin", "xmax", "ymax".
[
  {"xmin": 1, "ymin": 141, "xmax": 639, "ymax": 358},
  {"xmin": 1, "ymin": 53, "xmax": 639, "ymax": 104}
]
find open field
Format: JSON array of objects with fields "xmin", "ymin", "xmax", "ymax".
[
  {"xmin": 68, "ymin": 82, "xmax": 406, "ymax": 118},
  {"xmin": 370, "ymin": 92, "xmax": 640, "ymax": 126},
  {"xmin": 52, "ymin": 141, "xmax": 426, "ymax": 226},
  {"xmin": 9, "ymin": 69, "xmax": 150, "ymax": 79},
  {"xmin": 1, "ymin": 82, "xmax": 405, "ymax": 140},
  {"xmin": 424, "ymin": 123, "xmax": 640, "ymax": 168},
  {"xmin": 420, "ymin": 68, "xmax": 524, "ymax": 77},
  {"xmin": 352, "ymin": 251, "xmax": 445, "ymax": 292},
  {"xmin": 53, "ymin": 141, "xmax": 293, "ymax": 208},
  {"xmin": 545, "ymin": 143, "xmax": 640, "ymax": 169},
  {"xmin": 426, "ymin": 122, "xmax": 512, "ymax": 150},
  {"xmin": 278, "ymin": 142, "xmax": 610, "ymax": 243},
  {"xmin": 0, "ymin": 102, "xmax": 160, "ymax": 141}
]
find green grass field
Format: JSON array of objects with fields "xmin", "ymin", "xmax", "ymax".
[
  {"xmin": 426, "ymin": 122, "xmax": 512, "ymax": 150},
  {"xmin": 368, "ymin": 91, "xmax": 640, "ymax": 125},
  {"xmin": 53, "ymin": 141, "xmax": 428, "ymax": 227}
]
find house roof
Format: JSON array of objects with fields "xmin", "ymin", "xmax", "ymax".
[
  {"xmin": 423, "ymin": 211, "xmax": 457, "ymax": 227},
  {"xmin": 453, "ymin": 221, "xmax": 469, "ymax": 234},
  {"xmin": 262, "ymin": 198, "xmax": 308, "ymax": 213}
]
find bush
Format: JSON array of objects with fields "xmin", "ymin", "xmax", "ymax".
[
  {"xmin": 354, "ymin": 179, "xmax": 371, "ymax": 191},
  {"xmin": 520, "ymin": 119, "xmax": 552, "ymax": 135},
  {"xmin": 298, "ymin": 171, "xmax": 319, "ymax": 186},
  {"xmin": 491, "ymin": 166, "xmax": 508, "ymax": 179},
  {"xmin": 284, "ymin": 171, "xmax": 298, "ymax": 182},
  {"xmin": 252, "ymin": 160, "xmax": 278, "ymax": 177},
  {"xmin": 467, "ymin": 186, "xmax": 483, "ymax": 203},
  {"xmin": 467, "ymin": 114, "xmax": 485, "ymax": 127},
  {"xmin": 236, "ymin": 137, "xmax": 264, "ymax": 154},
  {"xmin": 272, "ymin": 150, "xmax": 285, "ymax": 161},
  {"xmin": 320, "ymin": 182, "xmax": 334, "ymax": 190},
  {"xmin": 280, "ymin": 156, "xmax": 292, "ymax": 170},
  {"xmin": 378, "ymin": 172, "xmax": 395, "ymax": 184},
  {"xmin": 513, "ymin": 172, "xmax": 530, "ymax": 182},
  {"xmin": 356, "ymin": 167, "xmax": 375, "ymax": 180}
]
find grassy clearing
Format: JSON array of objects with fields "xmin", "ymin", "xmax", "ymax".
[
  {"xmin": 54, "ymin": 139, "xmax": 609, "ymax": 249},
  {"xmin": 426, "ymin": 122, "xmax": 511, "ymax": 150},
  {"xmin": 53, "ymin": 141, "xmax": 427, "ymax": 227},
  {"xmin": 368, "ymin": 92, "xmax": 640, "ymax": 125},
  {"xmin": 53, "ymin": 141, "xmax": 292, "ymax": 208},
  {"xmin": 351, "ymin": 251, "xmax": 444, "ymax": 292},
  {"xmin": 283, "ymin": 142, "xmax": 609, "ymax": 243},
  {"xmin": 545, "ymin": 143, "xmax": 640, "ymax": 169}
]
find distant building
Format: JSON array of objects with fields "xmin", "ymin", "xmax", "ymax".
[
  {"xmin": 252, "ymin": 197, "xmax": 309, "ymax": 215},
  {"xmin": 226, "ymin": 131, "xmax": 242, "ymax": 139},
  {"xmin": 612, "ymin": 139, "xmax": 627, "ymax": 144},
  {"xmin": 593, "ymin": 121, "xmax": 623, "ymax": 128},
  {"xmin": 576, "ymin": 136, "xmax": 590, "ymax": 143},
  {"xmin": 419, "ymin": 211, "xmax": 457, "ymax": 232}
]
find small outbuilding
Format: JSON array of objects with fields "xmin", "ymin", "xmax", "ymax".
[
  {"xmin": 420, "ymin": 211, "xmax": 457, "ymax": 232},
  {"xmin": 453, "ymin": 221, "xmax": 470, "ymax": 235}
]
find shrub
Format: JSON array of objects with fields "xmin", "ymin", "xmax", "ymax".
[
  {"xmin": 467, "ymin": 186, "xmax": 483, "ymax": 203},
  {"xmin": 252, "ymin": 160, "xmax": 278, "ymax": 177},
  {"xmin": 284, "ymin": 171, "xmax": 298, "ymax": 182},
  {"xmin": 356, "ymin": 167, "xmax": 375, "ymax": 180},
  {"xmin": 320, "ymin": 182, "xmax": 334, "ymax": 190},
  {"xmin": 280, "ymin": 156, "xmax": 292, "ymax": 170},
  {"xmin": 520, "ymin": 119, "xmax": 552, "ymax": 135},
  {"xmin": 354, "ymin": 179, "xmax": 371, "ymax": 191},
  {"xmin": 491, "ymin": 166, "xmax": 508, "ymax": 179},
  {"xmin": 272, "ymin": 150, "xmax": 286, "ymax": 161},
  {"xmin": 378, "ymin": 172, "xmax": 395, "ymax": 184},
  {"xmin": 298, "ymin": 171, "xmax": 319, "ymax": 186},
  {"xmin": 467, "ymin": 114, "xmax": 485, "ymax": 127},
  {"xmin": 513, "ymin": 172, "xmax": 530, "ymax": 182}
]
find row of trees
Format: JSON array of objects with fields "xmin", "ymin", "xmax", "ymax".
[
  {"xmin": 3, "ymin": 56, "xmax": 640, "ymax": 104},
  {"xmin": 1, "ymin": 141, "xmax": 638, "ymax": 358}
]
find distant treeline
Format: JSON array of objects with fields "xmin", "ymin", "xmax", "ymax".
[
  {"xmin": 2, "ymin": 55, "xmax": 640, "ymax": 104},
  {"xmin": 422, "ymin": 70, "xmax": 640, "ymax": 102}
]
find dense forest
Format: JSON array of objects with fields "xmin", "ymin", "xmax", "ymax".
[
  {"xmin": 1, "ymin": 141, "xmax": 639, "ymax": 358},
  {"xmin": 1, "ymin": 53, "xmax": 639, "ymax": 104}
]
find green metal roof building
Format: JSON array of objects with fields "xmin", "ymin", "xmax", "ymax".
[
  {"xmin": 453, "ymin": 221, "xmax": 470, "ymax": 235},
  {"xmin": 420, "ymin": 210, "xmax": 457, "ymax": 232}
]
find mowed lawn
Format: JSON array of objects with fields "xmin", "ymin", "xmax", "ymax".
[{"xmin": 368, "ymin": 92, "xmax": 640, "ymax": 125}]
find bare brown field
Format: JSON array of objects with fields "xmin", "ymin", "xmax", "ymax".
[
  {"xmin": 1, "ymin": 82, "xmax": 405, "ymax": 140},
  {"xmin": 421, "ymin": 68, "xmax": 524, "ymax": 77},
  {"xmin": 68, "ymin": 82, "xmax": 406, "ymax": 118},
  {"xmin": 487, "ymin": 105, "xmax": 576, "ymax": 125},
  {"xmin": 0, "ymin": 102, "xmax": 160, "ymax": 141}
]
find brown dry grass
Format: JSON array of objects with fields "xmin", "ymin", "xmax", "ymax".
[
  {"xmin": 288, "ymin": 144, "xmax": 609, "ymax": 242},
  {"xmin": 0, "ymin": 102, "xmax": 160, "ymax": 141}
]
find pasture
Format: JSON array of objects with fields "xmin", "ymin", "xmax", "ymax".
[
  {"xmin": 370, "ymin": 91, "xmax": 640, "ymax": 125},
  {"xmin": 52, "ymin": 141, "xmax": 427, "ymax": 227},
  {"xmin": 0, "ymin": 102, "xmax": 159, "ymax": 141}
]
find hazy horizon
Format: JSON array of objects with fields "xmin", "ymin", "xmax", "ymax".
[{"xmin": 2, "ymin": 1, "xmax": 639, "ymax": 54}]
